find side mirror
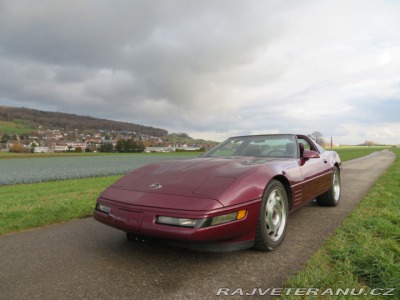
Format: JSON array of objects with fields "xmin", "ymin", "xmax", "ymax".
[{"xmin": 302, "ymin": 150, "xmax": 320, "ymax": 159}]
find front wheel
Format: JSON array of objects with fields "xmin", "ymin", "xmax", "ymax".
[
  {"xmin": 316, "ymin": 166, "xmax": 341, "ymax": 206},
  {"xmin": 254, "ymin": 180, "xmax": 289, "ymax": 251}
]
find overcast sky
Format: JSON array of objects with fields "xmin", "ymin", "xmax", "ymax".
[{"xmin": 1, "ymin": 0, "xmax": 400, "ymax": 144}]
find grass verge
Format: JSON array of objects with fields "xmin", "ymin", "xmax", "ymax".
[
  {"xmin": 332, "ymin": 146, "xmax": 391, "ymax": 161},
  {"xmin": 0, "ymin": 175, "xmax": 121, "ymax": 235},
  {"xmin": 283, "ymin": 148, "xmax": 400, "ymax": 299}
]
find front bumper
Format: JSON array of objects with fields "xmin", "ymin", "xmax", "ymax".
[{"xmin": 93, "ymin": 197, "xmax": 261, "ymax": 251}]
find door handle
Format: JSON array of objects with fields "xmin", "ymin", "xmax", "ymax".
[{"xmin": 323, "ymin": 159, "xmax": 328, "ymax": 163}]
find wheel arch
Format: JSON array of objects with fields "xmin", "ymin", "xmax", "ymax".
[{"xmin": 271, "ymin": 175, "xmax": 293, "ymax": 210}]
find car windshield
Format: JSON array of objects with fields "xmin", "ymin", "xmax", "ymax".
[{"xmin": 203, "ymin": 135, "xmax": 297, "ymax": 158}]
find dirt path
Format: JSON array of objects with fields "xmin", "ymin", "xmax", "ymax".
[{"xmin": 0, "ymin": 150, "xmax": 395, "ymax": 299}]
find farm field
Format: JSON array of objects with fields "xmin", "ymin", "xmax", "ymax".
[
  {"xmin": 0, "ymin": 153, "xmax": 198, "ymax": 185},
  {"xmin": 0, "ymin": 150, "xmax": 200, "ymax": 159},
  {"xmin": 0, "ymin": 151, "xmax": 102, "ymax": 159}
]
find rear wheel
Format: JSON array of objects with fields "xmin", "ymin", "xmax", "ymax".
[
  {"xmin": 316, "ymin": 166, "xmax": 341, "ymax": 206},
  {"xmin": 254, "ymin": 180, "xmax": 289, "ymax": 251}
]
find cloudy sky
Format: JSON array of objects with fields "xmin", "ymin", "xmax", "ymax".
[{"xmin": 1, "ymin": 0, "xmax": 400, "ymax": 144}]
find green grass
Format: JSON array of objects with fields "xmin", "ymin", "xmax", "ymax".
[
  {"xmin": 332, "ymin": 146, "xmax": 391, "ymax": 161},
  {"xmin": 283, "ymin": 148, "xmax": 400, "ymax": 299},
  {"xmin": 0, "ymin": 120, "xmax": 35, "ymax": 135},
  {"xmin": 0, "ymin": 175, "xmax": 121, "ymax": 235}
]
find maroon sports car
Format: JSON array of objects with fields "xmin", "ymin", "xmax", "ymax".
[{"xmin": 94, "ymin": 134, "xmax": 341, "ymax": 252}]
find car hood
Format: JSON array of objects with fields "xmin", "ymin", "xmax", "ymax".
[{"xmin": 106, "ymin": 156, "xmax": 283, "ymax": 199}]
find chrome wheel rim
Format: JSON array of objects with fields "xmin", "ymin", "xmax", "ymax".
[
  {"xmin": 333, "ymin": 171, "xmax": 341, "ymax": 201},
  {"xmin": 265, "ymin": 188, "xmax": 287, "ymax": 241}
]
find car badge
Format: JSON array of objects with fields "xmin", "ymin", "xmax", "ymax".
[{"xmin": 149, "ymin": 183, "xmax": 162, "ymax": 190}]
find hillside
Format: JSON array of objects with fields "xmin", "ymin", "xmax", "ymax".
[{"xmin": 0, "ymin": 106, "xmax": 168, "ymax": 137}]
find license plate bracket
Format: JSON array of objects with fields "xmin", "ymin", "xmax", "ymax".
[{"xmin": 114, "ymin": 209, "xmax": 143, "ymax": 232}]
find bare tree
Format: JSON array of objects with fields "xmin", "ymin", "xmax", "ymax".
[
  {"xmin": 308, "ymin": 131, "xmax": 326, "ymax": 147},
  {"xmin": 364, "ymin": 140, "xmax": 375, "ymax": 147}
]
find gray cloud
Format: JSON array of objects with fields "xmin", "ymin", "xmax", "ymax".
[{"xmin": 1, "ymin": 0, "xmax": 400, "ymax": 144}]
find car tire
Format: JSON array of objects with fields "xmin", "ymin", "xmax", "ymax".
[
  {"xmin": 254, "ymin": 180, "xmax": 289, "ymax": 251},
  {"xmin": 316, "ymin": 166, "xmax": 341, "ymax": 206}
]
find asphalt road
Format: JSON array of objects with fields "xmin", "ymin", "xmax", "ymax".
[{"xmin": 0, "ymin": 150, "xmax": 396, "ymax": 300}]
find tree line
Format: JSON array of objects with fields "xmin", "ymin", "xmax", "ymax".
[{"xmin": 100, "ymin": 138, "xmax": 145, "ymax": 153}]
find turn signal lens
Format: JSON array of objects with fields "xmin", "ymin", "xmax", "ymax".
[{"xmin": 236, "ymin": 210, "xmax": 247, "ymax": 220}]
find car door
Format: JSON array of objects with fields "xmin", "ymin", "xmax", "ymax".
[{"xmin": 297, "ymin": 135, "xmax": 332, "ymax": 202}]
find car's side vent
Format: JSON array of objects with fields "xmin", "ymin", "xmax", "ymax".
[{"xmin": 293, "ymin": 189, "xmax": 303, "ymax": 205}]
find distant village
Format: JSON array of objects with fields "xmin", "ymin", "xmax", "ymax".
[{"xmin": 0, "ymin": 127, "xmax": 216, "ymax": 153}]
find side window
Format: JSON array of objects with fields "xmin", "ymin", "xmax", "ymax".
[
  {"xmin": 298, "ymin": 138, "xmax": 312, "ymax": 151},
  {"xmin": 297, "ymin": 136, "xmax": 322, "ymax": 153}
]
